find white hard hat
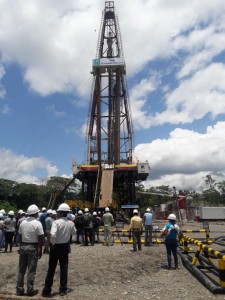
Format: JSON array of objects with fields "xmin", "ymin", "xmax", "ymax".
[
  {"xmin": 18, "ymin": 209, "xmax": 23, "ymax": 214},
  {"xmin": 146, "ymin": 207, "xmax": 151, "ymax": 212},
  {"xmin": 78, "ymin": 210, "xmax": 83, "ymax": 215},
  {"xmin": 42, "ymin": 207, "xmax": 47, "ymax": 212},
  {"xmin": 168, "ymin": 213, "xmax": 177, "ymax": 221},
  {"xmin": 0, "ymin": 213, "xmax": 3, "ymax": 218},
  {"xmin": 47, "ymin": 209, "xmax": 53, "ymax": 214},
  {"xmin": 93, "ymin": 212, "xmax": 97, "ymax": 216},
  {"xmin": 57, "ymin": 203, "xmax": 70, "ymax": 212},
  {"xmin": 133, "ymin": 209, "xmax": 138, "ymax": 214},
  {"xmin": 0, "ymin": 209, "xmax": 6, "ymax": 214},
  {"xmin": 52, "ymin": 210, "xmax": 57, "ymax": 215},
  {"xmin": 27, "ymin": 205, "xmax": 40, "ymax": 215},
  {"xmin": 84, "ymin": 208, "xmax": 89, "ymax": 213},
  {"xmin": 8, "ymin": 210, "xmax": 14, "ymax": 216},
  {"xmin": 105, "ymin": 207, "xmax": 110, "ymax": 212}
]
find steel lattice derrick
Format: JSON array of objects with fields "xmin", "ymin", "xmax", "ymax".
[{"xmin": 87, "ymin": 1, "xmax": 133, "ymax": 166}]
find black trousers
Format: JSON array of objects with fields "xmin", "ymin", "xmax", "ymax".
[
  {"xmin": 84, "ymin": 228, "xmax": 94, "ymax": 245},
  {"xmin": 44, "ymin": 244, "xmax": 69, "ymax": 293}
]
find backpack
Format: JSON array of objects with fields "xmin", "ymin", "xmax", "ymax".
[
  {"xmin": 93, "ymin": 217, "xmax": 101, "ymax": 228},
  {"xmin": 75, "ymin": 216, "xmax": 83, "ymax": 228},
  {"xmin": 83, "ymin": 214, "xmax": 91, "ymax": 227}
]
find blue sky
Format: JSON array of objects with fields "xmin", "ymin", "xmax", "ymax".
[{"xmin": 1, "ymin": 0, "xmax": 225, "ymax": 191}]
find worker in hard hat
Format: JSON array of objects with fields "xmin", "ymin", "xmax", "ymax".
[
  {"xmin": 83, "ymin": 208, "xmax": 94, "ymax": 246},
  {"xmin": 75, "ymin": 210, "xmax": 84, "ymax": 244},
  {"xmin": 42, "ymin": 203, "xmax": 76, "ymax": 297},
  {"xmin": 160, "ymin": 213, "xmax": 183, "ymax": 269},
  {"xmin": 102, "ymin": 207, "xmax": 114, "ymax": 246},
  {"xmin": 130, "ymin": 209, "xmax": 143, "ymax": 252},
  {"xmin": 44, "ymin": 209, "xmax": 54, "ymax": 254},
  {"xmin": 3, "ymin": 210, "xmax": 16, "ymax": 253},
  {"xmin": 0, "ymin": 213, "xmax": 7, "ymax": 249},
  {"xmin": 92, "ymin": 211, "xmax": 101, "ymax": 243},
  {"xmin": 14, "ymin": 210, "xmax": 24, "ymax": 247},
  {"xmin": 15, "ymin": 211, "xmax": 26, "ymax": 246},
  {"xmin": 143, "ymin": 207, "xmax": 153, "ymax": 246},
  {"xmin": 16, "ymin": 204, "xmax": 44, "ymax": 296}
]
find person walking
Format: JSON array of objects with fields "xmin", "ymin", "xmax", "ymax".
[
  {"xmin": 160, "ymin": 214, "xmax": 183, "ymax": 270},
  {"xmin": 102, "ymin": 207, "xmax": 114, "ymax": 246},
  {"xmin": 143, "ymin": 207, "xmax": 153, "ymax": 246},
  {"xmin": 130, "ymin": 209, "xmax": 143, "ymax": 252},
  {"xmin": 42, "ymin": 203, "xmax": 76, "ymax": 297},
  {"xmin": 3, "ymin": 210, "xmax": 16, "ymax": 253},
  {"xmin": 16, "ymin": 204, "xmax": 44, "ymax": 296}
]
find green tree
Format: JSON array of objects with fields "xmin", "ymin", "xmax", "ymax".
[{"xmin": 202, "ymin": 174, "xmax": 221, "ymax": 206}]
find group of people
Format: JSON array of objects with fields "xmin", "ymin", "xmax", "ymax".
[
  {"xmin": 1, "ymin": 204, "xmax": 115, "ymax": 297},
  {"xmin": 0, "ymin": 207, "xmax": 58, "ymax": 254},
  {"xmin": 130, "ymin": 207, "xmax": 183, "ymax": 270},
  {"xmin": 0, "ymin": 204, "xmax": 182, "ymax": 297},
  {"xmin": 130, "ymin": 207, "xmax": 154, "ymax": 252}
]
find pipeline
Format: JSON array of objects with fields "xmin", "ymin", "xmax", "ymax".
[
  {"xmin": 178, "ymin": 250, "xmax": 225, "ymax": 294},
  {"xmin": 213, "ymin": 236, "xmax": 225, "ymax": 246}
]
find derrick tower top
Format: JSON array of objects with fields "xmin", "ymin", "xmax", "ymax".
[{"xmin": 87, "ymin": 1, "xmax": 133, "ymax": 166}]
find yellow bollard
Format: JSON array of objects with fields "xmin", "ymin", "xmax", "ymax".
[
  {"xmin": 183, "ymin": 237, "xmax": 189, "ymax": 254},
  {"xmin": 218, "ymin": 259, "xmax": 225, "ymax": 288},
  {"xmin": 192, "ymin": 245, "xmax": 201, "ymax": 265},
  {"xmin": 206, "ymin": 230, "xmax": 210, "ymax": 244}
]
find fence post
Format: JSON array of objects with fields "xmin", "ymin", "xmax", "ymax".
[
  {"xmin": 183, "ymin": 236, "xmax": 189, "ymax": 254},
  {"xmin": 218, "ymin": 260, "xmax": 225, "ymax": 288},
  {"xmin": 192, "ymin": 244, "xmax": 201, "ymax": 265}
]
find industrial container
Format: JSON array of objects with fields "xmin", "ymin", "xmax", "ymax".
[{"xmin": 199, "ymin": 207, "xmax": 225, "ymax": 221}]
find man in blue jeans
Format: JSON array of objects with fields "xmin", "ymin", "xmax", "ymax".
[
  {"xmin": 160, "ymin": 213, "xmax": 183, "ymax": 269},
  {"xmin": 143, "ymin": 207, "xmax": 153, "ymax": 246},
  {"xmin": 16, "ymin": 204, "xmax": 44, "ymax": 296}
]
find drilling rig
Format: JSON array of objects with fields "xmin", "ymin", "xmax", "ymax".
[{"xmin": 74, "ymin": 1, "xmax": 150, "ymax": 209}]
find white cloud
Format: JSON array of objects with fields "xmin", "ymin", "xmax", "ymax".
[
  {"xmin": 0, "ymin": 65, "xmax": 6, "ymax": 99},
  {"xmin": 1, "ymin": 104, "xmax": 10, "ymax": 115},
  {"xmin": 134, "ymin": 121, "xmax": 225, "ymax": 190},
  {"xmin": 0, "ymin": 148, "xmax": 58, "ymax": 184},
  {"xmin": 0, "ymin": 0, "xmax": 224, "ymax": 100},
  {"xmin": 129, "ymin": 63, "xmax": 225, "ymax": 128},
  {"xmin": 1, "ymin": 0, "xmax": 225, "ymax": 190},
  {"xmin": 157, "ymin": 63, "xmax": 225, "ymax": 124},
  {"xmin": 46, "ymin": 105, "xmax": 66, "ymax": 118}
]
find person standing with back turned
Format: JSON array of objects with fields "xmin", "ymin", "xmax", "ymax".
[
  {"xmin": 160, "ymin": 213, "xmax": 183, "ymax": 270},
  {"xmin": 102, "ymin": 207, "xmax": 114, "ymax": 246},
  {"xmin": 16, "ymin": 204, "xmax": 44, "ymax": 296},
  {"xmin": 42, "ymin": 203, "xmax": 76, "ymax": 297},
  {"xmin": 130, "ymin": 209, "xmax": 143, "ymax": 252},
  {"xmin": 143, "ymin": 207, "xmax": 153, "ymax": 246}
]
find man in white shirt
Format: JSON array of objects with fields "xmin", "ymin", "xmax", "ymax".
[
  {"xmin": 3, "ymin": 210, "xmax": 16, "ymax": 252},
  {"xmin": 16, "ymin": 204, "xmax": 44, "ymax": 297},
  {"xmin": 42, "ymin": 203, "xmax": 76, "ymax": 297}
]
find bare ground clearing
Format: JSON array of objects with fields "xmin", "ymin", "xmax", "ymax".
[{"xmin": 0, "ymin": 221, "xmax": 225, "ymax": 299}]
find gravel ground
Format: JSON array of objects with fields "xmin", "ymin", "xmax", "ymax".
[{"xmin": 0, "ymin": 221, "xmax": 225, "ymax": 299}]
